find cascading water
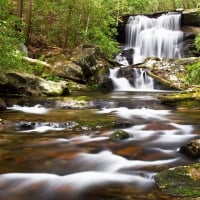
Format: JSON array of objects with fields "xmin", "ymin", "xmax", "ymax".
[
  {"xmin": 111, "ymin": 12, "xmax": 184, "ymax": 91},
  {"xmin": 109, "ymin": 67, "xmax": 154, "ymax": 91},
  {"xmin": 126, "ymin": 13, "xmax": 184, "ymax": 64}
]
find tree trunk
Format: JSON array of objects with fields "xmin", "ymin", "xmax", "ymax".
[
  {"xmin": 24, "ymin": 0, "xmax": 32, "ymax": 45},
  {"xmin": 147, "ymin": 71, "xmax": 183, "ymax": 90},
  {"xmin": 22, "ymin": 57, "xmax": 52, "ymax": 68},
  {"xmin": 63, "ymin": 6, "xmax": 73, "ymax": 49},
  {"xmin": 116, "ymin": 0, "xmax": 120, "ymax": 26},
  {"xmin": 17, "ymin": 0, "xmax": 23, "ymax": 19},
  {"xmin": 85, "ymin": 14, "xmax": 90, "ymax": 33}
]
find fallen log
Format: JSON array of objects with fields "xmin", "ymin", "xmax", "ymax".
[
  {"xmin": 147, "ymin": 71, "xmax": 184, "ymax": 90},
  {"xmin": 22, "ymin": 57, "xmax": 52, "ymax": 68}
]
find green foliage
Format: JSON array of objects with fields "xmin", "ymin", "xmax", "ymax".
[
  {"xmin": 185, "ymin": 62, "xmax": 200, "ymax": 85},
  {"xmin": 195, "ymin": 34, "xmax": 200, "ymax": 52},
  {"xmin": 0, "ymin": 0, "xmax": 32, "ymax": 73},
  {"xmin": 45, "ymin": 75, "xmax": 61, "ymax": 82},
  {"xmin": 1, "ymin": 0, "xmax": 200, "ymax": 72}
]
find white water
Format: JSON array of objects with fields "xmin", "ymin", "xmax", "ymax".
[
  {"xmin": 8, "ymin": 104, "xmax": 50, "ymax": 114},
  {"xmin": 126, "ymin": 13, "xmax": 183, "ymax": 64},
  {"xmin": 109, "ymin": 67, "xmax": 154, "ymax": 91},
  {"xmin": 111, "ymin": 13, "xmax": 183, "ymax": 91}
]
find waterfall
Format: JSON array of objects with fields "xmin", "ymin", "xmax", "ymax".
[
  {"xmin": 111, "ymin": 12, "xmax": 184, "ymax": 91},
  {"xmin": 126, "ymin": 13, "xmax": 183, "ymax": 64}
]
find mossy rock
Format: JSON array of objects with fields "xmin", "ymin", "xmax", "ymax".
[
  {"xmin": 180, "ymin": 139, "xmax": 200, "ymax": 159},
  {"xmin": 159, "ymin": 90, "xmax": 200, "ymax": 110},
  {"xmin": 156, "ymin": 163, "xmax": 200, "ymax": 198},
  {"xmin": 110, "ymin": 130, "xmax": 130, "ymax": 140}
]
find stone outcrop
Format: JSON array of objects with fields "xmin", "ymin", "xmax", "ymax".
[
  {"xmin": 50, "ymin": 45, "xmax": 114, "ymax": 85},
  {"xmin": 182, "ymin": 9, "xmax": 200, "ymax": 28},
  {"xmin": 0, "ymin": 45, "xmax": 117, "ymax": 97},
  {"xmin": 0, "ymin": 72, "xmax": 69, "ymax": 97}
]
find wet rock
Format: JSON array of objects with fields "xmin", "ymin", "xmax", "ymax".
[
  {"xmin": 15, "ymin": 121, "xmax": 36, "ymax": 131},
  {"xmin": 110, "ymin": 130, "xmax": 130, "ymax": 140},
  {"xmin": 180, "ymin": 139, "xmax": 200, "ymax": 159},
  {"xmin": 156, "ymin": 163, "xmax": 200, "ymax": 199},
  {"xmin": 121, "ymin": 48, "xmax": 134, "ymax": 64},
  {"xmin": 14, "ymin": 121, "xmax": 78, "ymax": 131},
  {"xmin": 112, "ymin": 121, "xmax": 133, "ymax": 128},
  {"xmin": 99, "ymin": 75, "xmax": 114, "ymax": 92},
  {"xmin": 0, "ymin": 98, "xmax": 6, "ymax": 110}
]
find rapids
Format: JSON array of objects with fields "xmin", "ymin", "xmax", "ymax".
[{"xmin": 0, "ymin": 92, "xmax": 199, "ymax": 200}]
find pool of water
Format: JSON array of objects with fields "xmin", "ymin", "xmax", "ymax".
[{"xmin": 0, "ymin": 91, "xmax": 199, "ymax": 200}]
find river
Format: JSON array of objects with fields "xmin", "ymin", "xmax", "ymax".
[{"xmin": 0, "ymin": 90, "xmax": 199, "ymax": 200}]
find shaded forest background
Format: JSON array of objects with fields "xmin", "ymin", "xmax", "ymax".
[{"xmin": 0, "ymin": 0, "xmax": 200, "ymax": 73}]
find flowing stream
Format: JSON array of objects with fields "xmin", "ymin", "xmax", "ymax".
[
  {"xmin": 0, "ymin": 92, "xmax": 200, "ymax": 200},
  {"xmin": 0, "ymin": 12, "xmax": 199, "ymax": 200}
]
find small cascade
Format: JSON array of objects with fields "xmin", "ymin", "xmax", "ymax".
[
  {"xmin": 109, "ymin": 67, "xmax": 134, "ymax": 91},
  {"xmin": 109, "ymin": 67, "xmax": 154, "ymax": 91},
  {"xmin": 126, "ymin": 13, "xmax": 184, "ymax": 64},
  {"xmin": 133, "ymin": 68, "xmax": 154, "ymax": 89}
]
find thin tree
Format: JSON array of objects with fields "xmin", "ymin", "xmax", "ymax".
[
  {"xmin": 24, "ymin": 0, "xmax": 32, "ymax": 45},
  {"xmin": 17, "ymin": 0, "xmax": 23, "ymax": 19}
]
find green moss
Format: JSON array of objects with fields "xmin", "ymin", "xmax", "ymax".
[
  {"xmin": 156, "ymin": 163, "xmax": 200, "ymax": 198},
  {"xmin": 159, "ymin": 91, "xmax": 200, "ymax": 109},
  {"xmin": 74, "ymin": 96, "xmax": 91, "ymax": 101},
  {"xmin": 78, "ymin": 118, "xmax": 114, "ymax": 130},
  {"xmin": 109, "ymin": 130, "xmax": 130, "ymax": 140}
]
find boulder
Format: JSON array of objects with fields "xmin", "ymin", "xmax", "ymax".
[
  {"xmin": 45, "ymin": 45, "xmax": 115, "ymax": 88},
  {"xmin": 180, "ymin": 139, "xmax": 200, "ymax": 158},
  {"xmin": 99, "ymin": 75, "xmax": 114, "ymax": 92},
  {"xmin": 71, "ymin": 45, "xmax": 114, "ymax": 81},
  {"xmin": 0, "ymin": 72, "xmax": 69, "ymax": 97},
  {"xmin": 52, "ymin": 61, "xmax": 85, "ymax": 83},
  {"xmin": 110, "ymin": 130, "xmax": 130, "ymax": 140}
]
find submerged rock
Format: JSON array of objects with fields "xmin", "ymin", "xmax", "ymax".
[
  {"xmin": 110, "ymin": 130, "xmax": 130, "ymax": 140},
  {"xmin": 156, "ymin": 163, "xmax": 200, "ymax": 199},
  {"xmin": 180, "ymin": 139, "xmax": 200, "ymax": 159}
]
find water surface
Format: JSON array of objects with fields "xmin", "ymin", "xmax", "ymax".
[{"xmin": 0, "ymin": 91, "xmax": 199, "ymax": 200}]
